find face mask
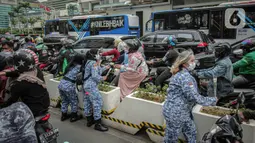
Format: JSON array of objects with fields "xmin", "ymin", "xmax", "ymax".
[
  {"xmin": 95, "ymin": 54, "xmax": 101, "ymax": 61},
  {"xmin": 187, "ymin": 62, "xmax": 196, "ymax": 71}
]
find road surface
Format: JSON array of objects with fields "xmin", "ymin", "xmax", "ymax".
[{"xmin": 49, "ymin": 108, "xmax": 153, "ymax": 143}]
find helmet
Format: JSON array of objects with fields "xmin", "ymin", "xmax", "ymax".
[
  {"xmin": 241, "ymin": 38, "xmax": 255, "ymax": 52},
  {"xmin": 61, "ymin": 38, "xmax": 74, "ymax": 48},
  {"xmin": 125, "ymin": 39, "xmax": 140, "ymax": 53},
  {"xmin": 35, "ymin": 37, "xmax": 43, "ymax": 44},
  {"xmin": 214, "ymin": 43, "xmax": 231, "ymax": 59},
  {"xmin": 25, "ymin": 36, "xmax": 32, "ymax": 43},
  {"xmin": 114, "ymin": 39, "xmax": 122, "ymax": 47},
  {"xmin": 168, "ymin": 35, "xmax": 177, "ymax": 47},
  {"xmin": 13, "ymin": 49, "xmax": 36, "ymax": 72},
  {"xmin": 117, "ymin": 41, "xmax": 128, "ymax": 53}
]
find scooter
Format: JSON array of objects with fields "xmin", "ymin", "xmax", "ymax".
[
  {"xmin": 200, "ymin": 92, "xmax": 244, "ymax": 143},
  {"xmin": 35, "ymin": 112, "xmax": 59, "ymax": 143}
]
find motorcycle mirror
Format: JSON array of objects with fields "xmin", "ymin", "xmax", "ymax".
[{"xmin": 233, "ymin": 49, "xmax": 243, "ymax": 56}]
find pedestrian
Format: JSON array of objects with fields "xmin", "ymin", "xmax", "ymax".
[
  {"xmin": 83, "ymin": 49, "xmax": 109, "ymax": 132},
  {"xmin": 163, "ymin": 50, "xmax": 217, "ymax": 143},
  {"xmin": 58, "ymin": 54, "xmax": 83, "ymax": 122}
]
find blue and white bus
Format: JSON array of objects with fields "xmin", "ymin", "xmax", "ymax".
[
  {"xmin": 145, "ymin": 1, "xmax": 255, "ymax": 44},
  {"xmin": 45, "ymin": 14, "xmax": 140, "ymax": 39}
]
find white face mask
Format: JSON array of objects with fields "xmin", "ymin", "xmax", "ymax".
[
  {"xmin": 187, "ymin": 62, "xmax": 196, "ymax": 71},
  {"xmin": 95, "ymin": 54, "xmax": 101, "ymax": 61}
]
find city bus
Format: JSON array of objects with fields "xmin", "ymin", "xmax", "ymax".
[
  {"xmin": 45, "ymin": 14, "xmax": 140, "ymax": 39},
  {"xmin": 145, "ymin": 1, "xmax": 255, "ymax": 44}
]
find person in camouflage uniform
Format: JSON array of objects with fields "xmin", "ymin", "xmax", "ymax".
[
  {"xmin": 58, "ymin": 54, "xmax": 83, "ymax": 122},
  {"xmin": 83, "ymin": 49, "xmax": 109, "ymax": 132},
  {"xmin": 163, "ymin": 50, "xmax": 217, "ymax": 143},
  {"xmin": 195, "ymin": 43, "xmax": 234, "ymax": 98}
]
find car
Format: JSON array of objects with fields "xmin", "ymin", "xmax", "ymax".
[
  {"xmin": 140, "ymin": 30, "xmax": 215, "ymax": 59},
  {"xmin": 43, "ymin": 34, "xmax": 76, "ymax": 50},
  {"xmin": 72, "ymin": 35, "xmax": 144, "ymax": 55}
]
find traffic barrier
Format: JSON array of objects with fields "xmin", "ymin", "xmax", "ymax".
[{"xmin": 47, "ymin": 78, "xmax": 60, "ymax": 107}]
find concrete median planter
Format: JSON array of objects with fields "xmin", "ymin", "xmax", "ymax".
[
  {"xmin": 102, "ymin": 91, "xmax": 165, "ymax": 135},
  {"xmin": 193, "ymin": 105, "xmax": 255, "ymax": 143},
  {"xmin": 43, "ymin": 72, "xmax": 53, "ymax": 89},
  {"xmin": 77, "ymin": 85, "xmax": 120, "ymax": 117},
  {"xmin": 47, "ymin": 78, "xmax": 60, "ymax": 107}
]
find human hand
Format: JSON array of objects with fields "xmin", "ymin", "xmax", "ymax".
[
  {"xmin": 114, "ymin": 64, "xmax": 121, "ymax": 69},
  {"xmin": 103, "ymin": 76, "xmax": 107, "ymax": 81}
]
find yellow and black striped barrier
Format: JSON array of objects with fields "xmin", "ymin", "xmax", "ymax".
[
  {"xmin": 102, "ymin": 115, "xmax": 142, "ymax": 129},
  {"xmin": 78, "ymin": 107, "xmax": 117, "ymax": 115},
  {"xmin": 146, "ymin": 128, "xmax": 186, "ymax": 143},
  {"xmin": 141, "ymin": 122, "xmax": 165, "ymax": 131},
  {"xmin": 50, "ymin": 98, "xmax": 60, "ymax": 103}
]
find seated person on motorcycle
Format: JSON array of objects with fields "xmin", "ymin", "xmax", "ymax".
[
  {"xmin": 194, "ymin": 43, "xmax": 234, "ymax": 98},
  {"xmin": 0, "ymin": 40, "xmax": 14, "ymax": 58},
  {"xmin": 35, "ymin": 36, "xmax": 48, "ymax": 64},
  {"xmin": 100, "ymin": 39, "xmax": 122, "ymax": 62},
  {"xmin": 232, "ymin": 39, "xmax": 255, "ymax": 88},
  {"xmin": 146, "ymin": 36, "xmax": 179, "ymax": 88},
  {"xmin": 50, "ymin": 38, "xmax": 75, "ymax": 76},
  {"xmin": 0, "ymin": 49, "xmax": 50, "ymax": 116},
  {"xmin": 22, "ymin": 36, "xmax": 37, "ymax": 52}
]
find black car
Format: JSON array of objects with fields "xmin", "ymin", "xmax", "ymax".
[
  {"xmin": 43, "ymin": 34, "xmax": 76, "ymax": 50},
  {"xmin": 140, "ymin": 30, "xmax": 215, "ymax": 59}
]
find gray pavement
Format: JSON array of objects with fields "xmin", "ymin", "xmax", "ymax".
[{"xmin": 49, "ymin": 108, "xmax": 153, "ymax": 143}]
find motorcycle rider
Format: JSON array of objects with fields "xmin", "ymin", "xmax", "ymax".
[
  {"xmin": 147, "ymin": 36, "xmax": 179, "ymax": 88},
  {"xmin": 100, "ymin": 39, "xmax": 122, "ymax": 62},
  {"xmin": 22, "ymin": 36, "xmax": 37, "ymax": 52},
  {"xmin": 0, "ymin": 49, "xmax": 50, "ymax": 116},
  {"xmin": 50, "ymin": 38, "xmax": 75, "ymax": 76},
  {"xmin": 194, "ymin": 43, "xmax": 234, "ymax": 98},
  {"xmin": 232, "ymin": 39, "xmax": 255, "ymax": 88},
  {"xmin": 35, "ymin": 36, "xmax": 48, "ymax": 63}
]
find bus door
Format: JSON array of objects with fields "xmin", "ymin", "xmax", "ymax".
[{"xmin": 145, "ymin": 19, "xmax": 165, "ymax": 32}]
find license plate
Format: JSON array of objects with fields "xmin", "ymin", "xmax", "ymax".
[{"xmin": 39, "ymin": 128, "xmax": 59, "ymax": 143}]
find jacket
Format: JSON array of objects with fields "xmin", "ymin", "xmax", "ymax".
[
  {"xmin": 233, "ymin": 51, "xmax": 255, "ymax": 75},
  {"xmin": 153, "ymin": 49, "xmax": 179, "ymax": 67},
  {"xmin": 197, "ymin": 57, "xmax": 234, "ymax": 97},
  {"xmin": 58, "ymin": 65, "xmax": 81, "ymax": 92},
  {"xmin": 36, "ymin": 43, "xmax": 48, "ymax": 63},
  {"xmin": 83, "ymin": 60, "xmax": 106, "ymax": 90},
  {"xmin": 101, "ymin": 48, "xmax": 120, "ymax": 62},
  {"xmin": 163, "ymin": 69, "xmax": 217, "ymax": 121}
]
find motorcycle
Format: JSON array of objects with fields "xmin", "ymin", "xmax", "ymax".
[
  {"xmin": 35, "ymin": 112, "xmax": 59, "ymax": 143},
  {"xmin": 200, "ymin": 92, "xmax": 244, "ymax": 143}
]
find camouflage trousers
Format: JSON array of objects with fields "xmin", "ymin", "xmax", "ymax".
[
  {"xmin": 83, "ymin": 88, "xmax": 103, "ymax": 120},
  {"xmin": 59, "ymin": 89, "xmax": 78, "ymax": 113},
  {"xmin": 164, "ymin": 117, "xmax": 196, "ymax": 143}
]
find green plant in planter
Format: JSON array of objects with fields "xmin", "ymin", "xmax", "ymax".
[
  {"xmin": 98, "ymin": 82, "xmax": 114, "ymax": 92},
  {"xmin": 200, "ymin": 106, "xmax": 236, "ymax": 117},
  {"xmin": 135, "ymin": 83, "xmax": 168, "ymax": 103}
]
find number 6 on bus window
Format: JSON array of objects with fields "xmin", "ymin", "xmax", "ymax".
[{"xmin": 225, "ymin": 8, "xmax": 246, "ymax": 29}]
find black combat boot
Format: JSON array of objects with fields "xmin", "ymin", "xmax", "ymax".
[
  {"xmin": 61, "ymin": 112, "xmax": 70, "ymax": 121},
  {"xmin": 86, "ymin": 116, "xmax": 95, "ymax": 127},
  {"xmin": 94, "ymin": 119, "xmax": 108, "ymax": 132},
  {"xmin": 70, "ymin": 112, "xmax": 81, "ymax": 122}
]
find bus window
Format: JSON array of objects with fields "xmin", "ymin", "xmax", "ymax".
[
  {"xmin": 193, "ymin": 10, "xmax": 209, "ymax": 29},
  {"xmin": 145, "ymin": 19, "xmax": 153, "ymax": 32},
  {"xmin": 243, "ymin": 6, "xmax": 255, "ymax": 28},
  {"xmin": 210, "ymin": 11, "xmax": 223, "ymax": 39}
]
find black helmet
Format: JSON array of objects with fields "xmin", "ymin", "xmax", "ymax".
[
  {"xmin": 72, "ymin": 54, "xmax": 84, "ymax": 65},
  {"xmin": 61, "ymin": 38, "xmax": 74, "ymax": 48},
  {"xmin": 13, "ymin": 49, "xmax": 35, "ymax": 72},
  {"xmin": 86, "ymin": 49, "xmax": 98, "ymax": 61},
  {"xmin": 25, "ymin": 36, "xmax": 32, "ymax": 43},
  {"xmin": 214, "ymin": 43, "xmax": 231, "ymax": 59},
  {"xmin": 125, "ymin": 39, "xmax": 140, "ymax": 53}
]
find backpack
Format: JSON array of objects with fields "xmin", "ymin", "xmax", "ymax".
[{"xmin": 76, "ymin": 61, "xmax": 91, "ymax": 91}]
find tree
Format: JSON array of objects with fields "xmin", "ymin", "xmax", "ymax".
[
  {"xmin": 19, "ymin": 2, "xmax": 32, "ymax": 33},
  {"xmin": 10, "ymin": 18, "xmax": 18, "ymax": 28},
  {"xmin": 28, "ymin": 17, "xmax": 38, "ymax": 33},
  {"xmin": 67, "ymin": 4, "xmax": 77, "ymax": 16},
  {"xmin": 10, "ymin": 6, "xmax": 23, "ymax": 32}
]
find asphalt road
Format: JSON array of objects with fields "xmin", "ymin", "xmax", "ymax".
[{"xmin": 49, "ymin": 108, "xmax": 153, "ymax": 143}]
